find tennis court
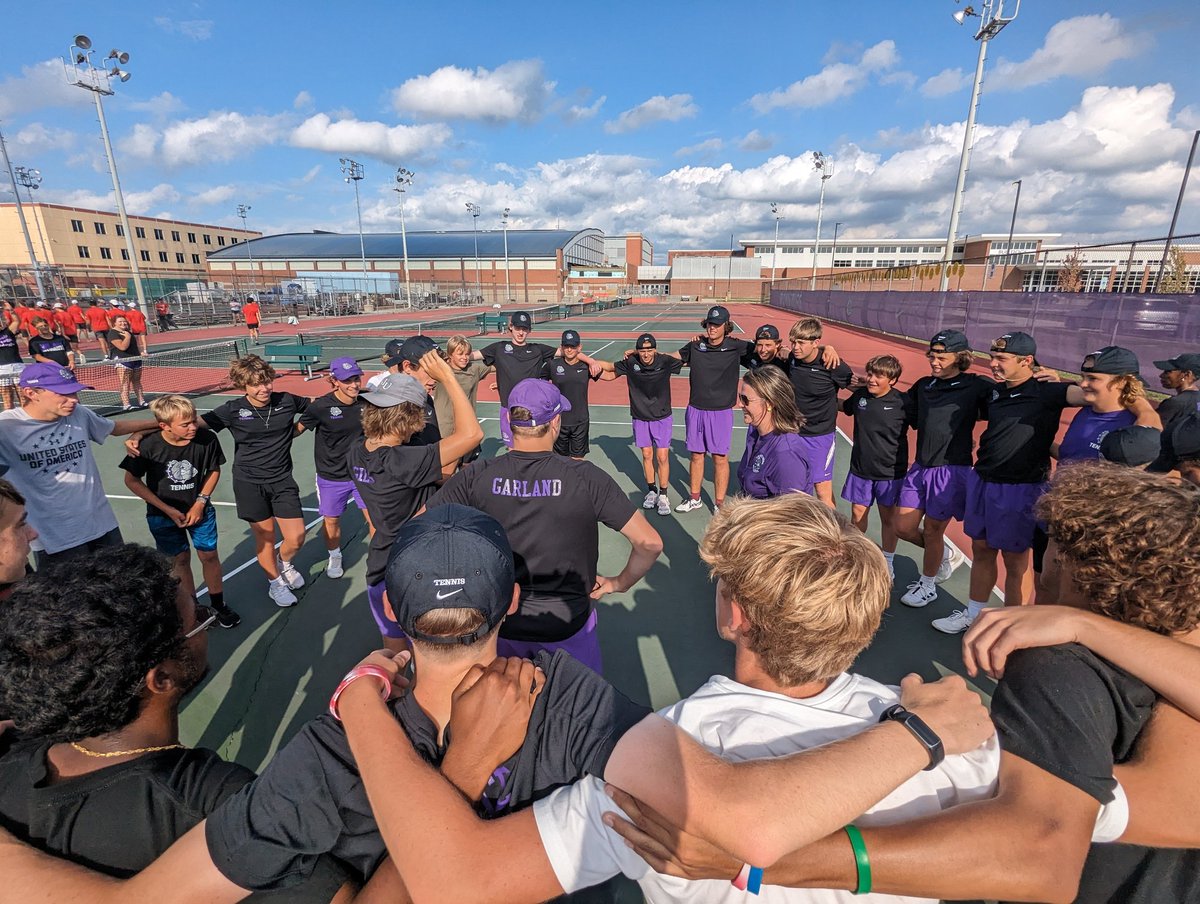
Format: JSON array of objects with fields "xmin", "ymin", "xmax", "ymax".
[{"xmin": 84, "ymin": 299, "xmax": 996, "ymax": 774}]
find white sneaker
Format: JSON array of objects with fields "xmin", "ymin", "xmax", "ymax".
[
  {"xmin": 935, "ymin": 545, "xmax": 967, "ymax": 583},
  {"xmin": 932, "ymin": 608, "xmax": 976, "ymax": 634},
  {"xmin": 642, "ymin": 490, "xmax": 659, "ymax": 509},
  {"xmin": 277, "ymin": 558, "xmax": 306, "ymax": 589},
  {"xmin": 900, "ymin": 580, "xmax": 938, "ymax": 608},
  {"xmin": 675, "ymin": 497, "xmax": 705, "ymax": 513},
  {"xmin": 326, "ymin": 552, "xmax": 344, "ymax": 579},
  {"xmin": 656, "ymin": 494, "xmax": 672, "ymax": 516},
  {"xmin": 269, "ymin": 579, "xmax": 297, "ymax": 608}
]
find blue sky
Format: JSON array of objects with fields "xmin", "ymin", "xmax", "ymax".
[{"xmin": 1, "ymin": 1, "xmax": 1197, "ymax": 260}]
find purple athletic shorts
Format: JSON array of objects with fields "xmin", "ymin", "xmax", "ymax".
[
  {"xmin": 795, "ymin": 432, "xmax": 837, "ymax": 484},
  {"xmin": 898, "ymin": 463, "xmax": 971, "ymax": 522},
  {"xmin": 499, "ymin": 407, "xmax": 513, "ymax": 448},
  {"xmin": 315, "ymin": 476, "xmax": 366, "ymax": 518},
  {"xmin": 633, "ymin": 416, "xmax": 673, "ymax": 449},
  {"xmin": 367, "ymin": 581, "xmax": 408, "ymax": 640},
  {"xmin": 498, "ymin": 609, "xmax": 602, "ymax": 674},
  {"xmin": 963, "ymin": 470, "xmax": 1045, "ymax": 553},
  {"xmin": 841, "ymin": 473, "xmax": 902, "ymax": 507},
  {"xmin": 685, "ymin": 406, "xmax": 733, "ymax": 455}
]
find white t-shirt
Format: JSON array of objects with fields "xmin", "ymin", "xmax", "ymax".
[
  {"xmin": 534, "ymin": 672, "xmax": 1129, "ymax": 903},
  {"xmin": 0, "ymin": 406, "xmax": 118, "ymax": 554}
]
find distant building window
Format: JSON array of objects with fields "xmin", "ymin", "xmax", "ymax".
[
  {"xmin": 77, "ymin": 245, "xmax": 90, "ymax": 259},
  {"xmin": 115, "ymin": 224, "xmax": 124, "ymax": 237},
  {"xmin": 71, "ymin": 220, "xmax": 84, "ymax": 233},
  {"xmin": 191, "ymin": 254, "xmax": 201, "ymax": 265},
  {"xmin": 120, "ymin": 249, "xmax": 129, "ymax": 260},
  {"xmin": 140, "ymin": 250, "xmax": 151, "ymax": 262},
  {"xmin": 834, "ymin": 259, "xmax": 853, "ymax": 268},
  {"xmin": 899, "ymin": 259, "xmax": 918, "ymax": 266},
  {"xmin": 153, "ymin": 228, "xmax": 164, "ymax": 240},
  {"xmin": 922, "ymin": 245, "xmax": 943, "ymax": 254},
  {"xmin": 175, "ymin": 252, "xmax": 185, "ymax": 264},
  {"xmin": 99, "ymin": 247, "xmax": 112, "ymax": 260},
  {"xmin": 94, "ymin": 222, "xmax": 106, "ymax": 235},
  {"xmin": 230, "ymin": 237, "xmax": 238, "ymax": 244},
  {"xmin": 854, "ymin": 259, "xmax": 874, "ymax": 268},
  {"xmin": 218, "ymin": 236, "xmax": 226, "ymax": 246},
  {"xmin": 818, "ymin": 245, "xmax": 832, "ymax": 254},
  {"xmin": 171, "ymin": 230, "xmax": 181, "ymax": 242},
  {"xmin": 187, "ymin": 232, "xmax": 196, "ymax": 243},
  {"xmin": 136, "ymin": 226, "xmax": 146, "ymax": 239},
  {"xmin": 203, "ymin": 234, "xmax": 212, "ymax": 245},
  {"xmin": 877, "ymin": 246, "xmax": 897, "ymax": 254},
  {"xmin": 159, "ymin": 251, "xmax": 169, "ymax": 263},
  {"xmin": 899, "ymin": 245, "xmax": 921, "ymax": 254}
]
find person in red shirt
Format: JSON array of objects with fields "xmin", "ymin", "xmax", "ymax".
[
  {"xmin": 123, "ymin": 302, "xmax": 150, "ymax": 355},
  {"xmin": 242, "ymin": 297, "xmax": 261, "ymax": 342},
  {"xmin": 52, "ymin": 304, "xmax": 78, "ymax": 342},
  {"xmin": 14, "ymin": 303, "xmax": 36, "ymax": 339},
  {"xmin": 85, "ymin": 301, "xmax": 112, "ymax": 358},
  {"xmin": 68, "ymin": 301, "xmax": 87, "ymax": 332}
]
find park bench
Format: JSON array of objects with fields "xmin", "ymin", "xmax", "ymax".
[
  {"xmin": 264, "ymin": 343, "xmax": 323, "ymax": 379},
  {"xmin": 475, "ymin": 313, "xmax": 509, "ymax": 334}
]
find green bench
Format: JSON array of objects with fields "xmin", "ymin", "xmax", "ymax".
[
  {"xmin": 265, "ymin": 343, "xmax": 323, "ymax": 379},
  {"xmin": 475, "ymin": 313, "xmax": 509, "ymax": 334}
]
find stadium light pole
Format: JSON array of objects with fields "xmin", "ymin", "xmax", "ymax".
[
  {"xmin": 939, "ymin": 1, "xmax": 1021, "ymax": 291},
  {"xmin": 340, "ymin": 157, "xmax": 368, "ymax": 304},
  {"xmin": 393, "ymin": 167, "xmax": 414, "ymax": 308},
  {"xmin": 466, "ymin": 202, "xmax": 481, "ymax": 302},
  {"xmin": 15, "ymin": 166, "xmax": 53, "ymax": 287},
  {"xmin": 1155, "ymin": 129, "xmax": 1199, "ymax": 288},
  {"xmin": 999, "ymin": 179, "xmax": 1022, "ymax": 291},
  {"xmin": 831, "ymin": 221, "xmax": 843, "ymax": 289},
  {"xmin": 501, "ymin": 207, "xmax": 512, "ymax": 303},
  {"xmin": 810, "ymin": 152, "xmax": 834, "ymax": 290},
  {"xmin": 65, "ymin": 35, "xmax": 148, "ymax": 316},
  {"xmin": 0, "ymin": 140, "xmax": 47, "ymax": 304},
  {"xmin": 236, "ymin": 203, "xmax": 255, "ymax": 296},
  {"xmin": 770, "ymin": 202, "xmax": 783, "ymax": 286}
]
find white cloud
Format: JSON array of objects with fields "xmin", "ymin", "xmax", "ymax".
[
  {"xmin": 880, "ymin": 71, "xmax": 918, "ymax": 90},
  {"xmin": 298, "ymin": 165, "xmax": 322, "ymax": 184},
  {"xmin": 118, "ymin": 123, "xmax": 162, "ymax": 160},
  {"xmin": 604, "ymin": 94, "xmax": 698, "ymax": 134},
  {"xmin": 675, "ymin": 138, "xmax": 724, "ymax": 158},
  {"xmin": 564, "ymin": 95, "xmax": 606, "ymax": 123},
  {"xmin": 153, "ymin": 17, "xmax": 214, "ymax": 40},
  {"xmin": 992, "ymin": 14, "xmax": 1148, "ymax": 90},
  {"xmin": 0, "ymin": 60, "xmax": 93, "ymax": 118},
  {"xmin": 392, "ymin": 60, "xmax": 554, "ymax": 123},
  {"xmin": 48, "ymin": 182, "xmax": 181, "ymax": 216},
  {"xmin": 189, "ymin": 184, "xmax": 239, "ymax": 206},
  {"xmin": 128, "ymin": 92, "xmax": 186, "ymax": 116},
  {"xmin": 921, "ymin": 68, "xmax": 970, "ymax": 98},
  {"xmin": 293, "ymin": 91, "xmax": 314, "ymax": 110},
  {"xmin": 738, "ymin": 130, "xmax": 775, "ymax": 152},
  {"xmin": 125, "ymin": 183, "xmax": 182, "ymax": 212},
  {"xmin": 749, "ymin": 40, "xmax": 899, "ymax": 112},
  {"xmin": 121, "ymin": 112, "xmax": 291, "ymax": 167},
  {"xmin": 290, "ymin": 113, "xmax": 452, "ymax": 163},
  {"xmin": 6, "ymin": 123, "xmax": 76, "ymax": 156}
]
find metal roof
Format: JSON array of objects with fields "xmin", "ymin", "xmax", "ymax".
[{"xmin": 208, "ymin": 228, "xmax": 601, "ymax": 261}]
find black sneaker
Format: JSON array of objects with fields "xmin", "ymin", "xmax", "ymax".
[{"xmin": 214, "ymin": 605, "xmax": 241, "ymax": 629}]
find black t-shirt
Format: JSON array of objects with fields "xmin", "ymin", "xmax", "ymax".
[
  {"xmin": 974, "ymin": 378, "xmax": 1073, "ymax": 483},
  {"xmin": 904, "ymin": 373, "xmax": 993, "ymax": 468},
  {"xmin": 841, "ymin": 388, "xmax": 909, "ymax": 479},
  {"xmin": 28, "ymin": 335, "xmax": 72, "ymax": 366},
  {"xmin": 1156, "ymin": 389, "xmax": 1200, "ymax": 428},
  {"xmin": 613, "ymin": 353, "xmax": 682, "ymax": 421},
  {"xmin": 678, "ymin": 337, "xmax": 751, "ymax": 410},
  {"xmin": 480, "ymin": 341, "xmax": 557, "ymax": 406},
  {"xmin": 203, "ymin": 392, "xmax": 307, "ymax": 482},
  {"xmin": 204, "ymin": 649, "xmax": 651, "ymax": 891},
  {"xmin": 786, "ymin": 352, "xmax": 854, "ymax": 436},
  {"xmin": 427, "ymin": 451, "xmax": 639, "ymax": 641},
  {"xmin": 298, "ymin": 393, "xmax": 365, "ymax": 481},
  {"xmin": 740, "ymin": 349, "xmax": 789, "ymax": 373},
  {"xmin": 543, "ymin": 359, "xmax": 598, "ymax": 426},
  {"xmin": 119, "ymin": 431, "xmax": 225, "ymax": 516},
  {"xmin": 0, "ymin": 328, "xmax": 22, "ymax": 365},
  {"xmin": 989, "ymin": 645, "xmax": 1196, "ymax": 904},
  {"xmin": 347, "ymin": 439, "xmax": 441, "ymax": 586},
  {"xmin": 106, "ymin": 329, "xmax": 138, "ymax": 360}
]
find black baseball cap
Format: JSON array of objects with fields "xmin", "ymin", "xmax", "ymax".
[
  {"xmin": 1081, "ymin": 346, "xmax": 1139, "ymax": 376},
  {"xmin": 385, "ymin": 335, "xmax": 439, "ymax": 368},
  {"xmin": 384, "ymin": 505, "xmax": 515, "ymax": 645},
  {"xmin": 561, "ymin": 329, "xmax": 581, "ymax": 347},
  {"xmin": 702, "ymin": 305, "xmax": 730, "ymax": 326},
  {"xmin": 635, "ymin": 333, "xmax": 656, "ymax": 349},
  {"xmin": 929, "ymin": 330, "xmax": 969, "ymax": 353},
  {"xmin": 383, "ymin": 338, "xmax": 406, "ymax": 365},
  {"xmin": 1169, "ymin": 414, "xmax": 1200, "ymax": 461},
  {"xmin": 755, "ymin": 324, "xmax": 780, "ymax": 341},
  {"xmin": 990, "ymin": 332, "xmax": 1037, "ymax": 357},
  {"xmin": 510, "ymin": 311, "xmax": 533, "ymax": 330},
  {"xmin": 1153, "ymin": 353, "xmax": 1200, "ymax": 375},
  {"xmin": 1100, "ymin": 425, "xmax": 1161, "ymax": 467}
]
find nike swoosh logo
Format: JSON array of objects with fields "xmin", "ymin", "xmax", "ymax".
[
  {"xmin": 883, "ymin": 406, "xmax": 895, "ymax": 410},
  {"xmin": 435, "ymin": 588, "xmax": 463, "ymax": 600}
]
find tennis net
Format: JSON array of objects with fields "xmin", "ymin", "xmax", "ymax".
[{"xmin": 77, "ymin": 339, "xmax": 247, "ymax": 414}]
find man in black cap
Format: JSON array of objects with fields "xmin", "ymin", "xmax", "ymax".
[
  {"xmin": 1162, "ymin": 413, "xmax": 1200, "ymax": 486},
  {"xmin": 1099, "ymin": 425, "xmax": 1161, "ymax": 468},
  {"xmin": 741, "ymin": 323, "xmax": 788, "ymax": 373},
  {"xmin": 543, "ymin": 329, "xmax": 599, "ymax": 460},
  {"xmin": 380, "ymin": 335, "xmax": 446, "ymax": 449},
  {"xmin": 599, "ymin": 333, "xmax": 682, "ymax": 515},
  {"xmin": 1149, "ymin": 352, "xmax": 1200, "ymax": 471}
]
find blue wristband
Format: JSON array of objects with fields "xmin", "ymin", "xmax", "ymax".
[{"xmin": 747, "ymin": 866, "xmax": 764, "ymax": 894}]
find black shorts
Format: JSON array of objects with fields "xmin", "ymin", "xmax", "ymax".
[
  {"xmin": 554, "ymin": 422, "xmax": 590, "ymax": 458},
  {"xmin": 233, "ymin": 477, "xmax": 303, "ymax": 523},
  {"xmin": 1032, "ymin": 524, "xmax": 1049, "ymax": 573}
]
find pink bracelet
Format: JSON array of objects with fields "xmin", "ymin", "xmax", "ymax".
[
  {"xmin": 732, "ymin": 862, "xmax": 752, "ymax": 891},
  {"xmin": 329, "ymin": 665, "xmax": 392, "ymax": 721}
]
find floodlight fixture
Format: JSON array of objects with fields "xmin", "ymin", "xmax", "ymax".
[
  {"xmin": 393, "ymin": 167, "xmax": 415, "ymax": 306},
  {"xmin": 73, "ymin": 34, "xmax": 91, "ymax": 50}
]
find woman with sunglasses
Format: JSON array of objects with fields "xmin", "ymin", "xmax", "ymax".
[{"xmin": 736, "ymin": 365, "xmax": 813, "ymax": 499}]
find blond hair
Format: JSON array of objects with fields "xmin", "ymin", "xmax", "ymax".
[
  {"xmin": 789, "ymin": 318, "xmax": 824, "ymax": 341},
  {"xmin": 700, "ymin": 494, "xmax": 889, "ymax": 685},
  {"xmin": 509, "ymin": 406, "xmax": 553, "ymax": 439},
  {"xmin": 409, "ymin": 607, "xmax": 500, "ymax": 659},
  {"xmin": 228, "ymin": 355, "xmax": 276, "ymax": 388},
  {"xmin": 149, "ymin": 394, "xmax": 197, "ymax": 425},
  {"xmin": 361, "ymin": 401, "xmax": 425, "ymax": 442},
  {"xmin": 446, "ymin": 335, "xmax": 474, "ymax": 357},
  {"xmin": 743, "ymin": 366, "xmax": 804, "ymax": 434}
]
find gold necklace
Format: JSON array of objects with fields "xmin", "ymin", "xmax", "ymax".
[{"xmin": 70, "ymin": 740, "xmax": 184, "ymax": 759}]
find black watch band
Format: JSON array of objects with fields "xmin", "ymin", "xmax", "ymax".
[{"xmin": 879, "ymin": 703, "xmax": 945, "ymax": 771}]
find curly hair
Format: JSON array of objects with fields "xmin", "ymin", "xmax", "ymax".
[
  {"xmin": 361, "ymin": 401, "xmax": 426, "ymax": 442},
  {"xmin": 228, "ymin": 354, "xmax": 277, "ymax": 388},
  {"xmin": 1036, "ymin": 462, "xmax": 1200, "ymax": 635},
  {"xmin": 743, "ymin": 366, "xmax": 805, "ymax": 434},
  {"xmin": 0, "ymin": 544, "xmax": 192, "ymax": 742}
]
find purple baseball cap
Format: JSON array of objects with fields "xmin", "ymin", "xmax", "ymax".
[
  {"xmin": 18, "ymin": 362, "xmax": 92, "ymax": 394},
  {"xmin": 508, "ymin": 378, "xmax": 571, "ymax": 427},
  {"xmin": 329, "ymin": 356, "xmax": 364, "ymax": 381}
]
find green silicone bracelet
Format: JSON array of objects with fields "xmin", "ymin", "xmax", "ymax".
[{"xmin": 844, "ymin": 824, "xmax": 871, "ymax": 895}]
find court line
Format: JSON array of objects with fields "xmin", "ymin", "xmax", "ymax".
[
  {"xmin": 195, "ymin": 514, "xmax": 325, "ymax": 598},
  {"xmin": 105, "ymin": 493, "xmax": 319, "ymax": 513}
]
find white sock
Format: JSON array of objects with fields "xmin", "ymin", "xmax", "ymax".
[
  {"xmin": 919, "ymin": 574, "xmax": 936, "ymax": 590},
  {"xmin": 883, "ymin": 552, "xmax": 895, "ymax": 565},
  {"xmin": 966, "ymin": 599, "xmax": 987, "ymax": 618},
  {"xmin": 271, "ymin": 575, "xmax": 287, "ymax": 587},
  {"xmin": 328, "ymin": 548, "xmax": 342, "ymax": 559},
  {"xmin": 942, "ymin": 545, "xmax": 955, "ymax": 561}
]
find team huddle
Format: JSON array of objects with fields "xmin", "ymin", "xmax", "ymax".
[{"xmin": 1, "ymin": 304, "xmax": 1199, "ymax": 903}]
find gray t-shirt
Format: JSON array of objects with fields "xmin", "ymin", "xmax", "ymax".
[{"xmin": 0, "ymin": 406, "xmax": 118, "ymax": 554}]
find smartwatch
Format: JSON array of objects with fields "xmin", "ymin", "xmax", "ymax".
[
  {"xmin": 879, "ymin": 704, "xmax": 944, "ymax": 771},
  {"xmin": 197, "ymin": 494, "xmax": 211, "ymax": 504}
]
